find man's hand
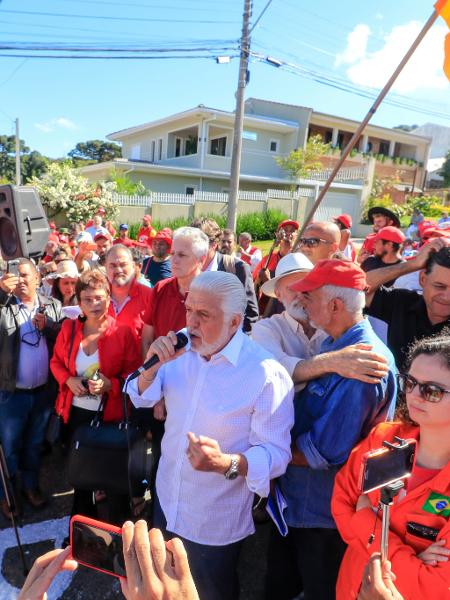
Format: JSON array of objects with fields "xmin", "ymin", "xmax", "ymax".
[
  {"xmin": 18, "ymin": 546, "xmax": 78, "ymax": 600},
  {"xmin": 87, "ymin": 372, "xmax": 112, "ymax": 396},
  {"xmin": 186, "ymin": 432, "xmax": 231, "ymax": 474},
  {"xmin": 66, "ymin": 376, "xmax": 88, "ymax": 396},
  {"xmin": 358, "ymin": 553, "xmax": 403, "ymax": 600},
  {"xmin": 257, "ymin": 268, "xmax": 270, "ymax": 285},
  {"xmin": 33, "ymin": 311, "xmax": 47, "ymax": 332},
  {"xmin": 0, "ymin": 272, "xmax": 19, "ymax": 295},
  {"xmin": 138, "ymin": 331, "xmax": 186, "ymax": 394},
  {"xmin": 409, "ymin": 236, "xmax": 450, "ymax": 271},
  {"xmin": 153, "ymin": 399, "xmax": 167, "ymax": 421},
  {"xmin": 417, "ymin": 539, "xmax": 450, "ymax": 566},
  {"xmin": 121, "ymin": 521, "xmax": 199, "ymax": 600},
  {"xmin": 330, "ymin": 344, "xmax": 389, "ymax": 384}
]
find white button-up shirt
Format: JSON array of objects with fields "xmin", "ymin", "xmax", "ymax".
[
  {"xmin": 127, "ymin": 328, "xmax": 294, "ymax": 546},
  {"xmin": 251, "ymin": 311, "xmax": 326, "ymax": 384}
]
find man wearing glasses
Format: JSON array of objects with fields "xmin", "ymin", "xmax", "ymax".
[
  {"xmin": 296, "ymin": 221, "xmax": 341, "ymax": 265},
  {"xmin": 0, "ymin": 258, "xmax": 63, "ymax": 519}
]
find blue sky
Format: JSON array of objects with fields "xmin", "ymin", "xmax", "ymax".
[{"xmin": 0, "ymin": 0, "xmax": 448, "ymax": 157}]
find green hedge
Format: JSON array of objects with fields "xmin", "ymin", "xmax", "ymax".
[{"xmin": 127, "ymin": 209, "xmax": 290, "ymax": 241}]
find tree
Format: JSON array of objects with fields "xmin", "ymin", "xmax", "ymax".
[
  {"xmin": 276, "ymin": 135, "xmax": 331, "ymax": 186},
  {"xmin": 29, "ymin": 162, "xmax": 119, "ymax": 223},
  {"xmin": 440, "ymin": 150, "xmax": 450, "ymax": 186},
  {"xmin": 0, "ymin": 135, "xmax": 49, "ymax": 183},
  {"xmin": 68, "ymin": 139, "xmax": 122, "ymax": 163},
  {"xmin": 107, "ymin": 168, "xmax": 147, "ymax": 195}
]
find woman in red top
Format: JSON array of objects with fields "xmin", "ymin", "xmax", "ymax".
[
  {"xmin": 332, "ymin": 332, "xmax": 450, "ymax": 600},
  {"xmin": 51, "ymin": 270, "xmax": 140, "ymax": 529}
]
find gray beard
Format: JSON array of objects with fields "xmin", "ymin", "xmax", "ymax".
[{"xmin": 285, "ymin": 300, "xmax": 308, "ymax": 322}]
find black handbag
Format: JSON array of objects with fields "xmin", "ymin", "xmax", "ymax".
[{"xmin": 67, "ymin": 384, "xmax": 154, "ymax": 496}]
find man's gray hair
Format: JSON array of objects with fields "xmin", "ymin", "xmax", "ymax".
[
  {"xmin": 105, "ymin": 244, "xmax": 133, "ymax": 263},
  {"xmin": 173, "ymin": 227, "xmax": 209, "ymax": 259},
  {"xmin": 321, "ymin": 284, "xmax": 365, "ymax": 314},
  {"xmin": 239, "ymin": 231, "xmax": 252, "ymax": 241},
  {"xmin": 189, "ymin": 271, "xmax": 246, "ymax": 319}
]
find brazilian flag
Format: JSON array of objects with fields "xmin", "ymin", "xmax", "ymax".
[{"xmin": 422, "ymin": 492, "xmax": 450, "ymax": 517}]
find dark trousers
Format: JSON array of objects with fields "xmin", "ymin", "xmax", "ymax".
[
  {"xmin": 153, "ymin": 494, "xmax": 244, "ymax": 600},
  {"xmin": 0, "ymin": 386, "xmax": 52, "ymax": 498},
  {"xmin": 265, "ymin": 524, "xmax": 346, "ymax": 600},
  {"xmin": 67, "ymin": 406, "xmax": 130, "ymax": 527}
]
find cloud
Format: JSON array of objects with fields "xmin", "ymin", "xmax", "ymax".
[
  {"xmin": 335, "ymin": 24, "xmax": 371, "ymax": 67},
  {"xmin": 34, "ymin": 117, "xmax": 78, "ymax": 133},
  {"xmin": 335, "ymin": 21, "xmax": 449, "ymax": 93}
]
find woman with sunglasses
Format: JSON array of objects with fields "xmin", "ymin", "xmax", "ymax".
[{"xmin": 332, "ymin": 332, "xmax": 450, "ymax": 600}]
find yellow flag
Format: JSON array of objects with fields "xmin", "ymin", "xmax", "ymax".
[{"xmin": 435, "ymin": 0, "xmax": 450, "ymax": 80}]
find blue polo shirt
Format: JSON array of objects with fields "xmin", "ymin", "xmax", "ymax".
[{"xmin": 279, "ymin": 318, "xmax": 397, "ymax": 529}]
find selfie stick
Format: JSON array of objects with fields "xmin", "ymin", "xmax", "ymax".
[{"xmin": 0, "ymin": 443, "xmax": 29, "ymax": 575}]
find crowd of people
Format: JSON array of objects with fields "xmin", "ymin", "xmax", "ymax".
[{"xmin": 1, "ymin": 204, "xmax": 449, "ymax": 600}]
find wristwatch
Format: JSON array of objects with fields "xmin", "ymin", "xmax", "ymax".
[{"xmin": 224, "ymin": 455, "xmax": 239, "ymax": 480}]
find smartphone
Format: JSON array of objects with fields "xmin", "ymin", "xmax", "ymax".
[
  {"xmin": 70, "ymin": 515, "xmax": 126, "ymax": 578},
  {"xmin": 359, "ymin": 439, "xmax": 416, "ymax": 494},
  {"xmin": 7, "ymin": 259, "xmax": 20, "ymax": 277}
]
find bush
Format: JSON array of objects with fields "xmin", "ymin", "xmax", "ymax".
[
  {"xmin": 126, "ymin": 209, "xmax": 291, "ymax": 241},
  {"xmin": 361, "ymin": 194, "xmax": 405, "ymax": 224}
]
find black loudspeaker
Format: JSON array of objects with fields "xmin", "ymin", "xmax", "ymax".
[{"xmin": 0, "ymin": 185, "xmax": 50, "ymax": 260}]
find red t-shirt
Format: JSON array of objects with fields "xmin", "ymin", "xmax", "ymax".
[
  {"xmin": 146, "ymin": 276, "xmax": 187, "ymax": 338},
  {"xmin": 361, "ymin": 232, "xmax": 377, "ymax": 256},
  {"xmin": 137, "ymin": 226, "xmax": 156, "ymax": 242},
  {"xmin": 113, "ymin": 237, "xmax": 135, "ymax": 248},
  {"xmin": 107, "ymin": 279, "xmax": 153, "ymax": 341}
]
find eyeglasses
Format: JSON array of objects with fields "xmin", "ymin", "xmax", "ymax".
[
  {"xmin": 397, "ymin": 373, "xmax": 450, "ymax": 403},
  {"xmin": 298, "ymin": 237, "xmax": 331, "ymax": 248}
]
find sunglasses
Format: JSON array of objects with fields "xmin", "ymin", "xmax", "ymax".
[
  {"xmin": 397, "ymin": 373, "xmax": 450, "ymax": 403},
  {"xmin": 298, "ymin": 237, "xmax": 331, "ymax": 248}
]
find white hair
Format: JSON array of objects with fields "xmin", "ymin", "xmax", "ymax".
[
  {"xmin": 239, "ymin": 231, "xmax": 252, "ymax": 241},
  {"xmin": 189, "ymin": 271, "xmax": 246, "ymax": 319},
  {"xmin": 173, "ymin": 226, "xmax": 209, "ymax": 259},
  {"xmin": 321, "ymin": 284, "xmax": 365, "ymax": 314}
]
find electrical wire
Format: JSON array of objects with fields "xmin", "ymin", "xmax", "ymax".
[
  {"xmin": 0, "ymin": 53, "xmax": 239, "ymax": 60},
  {"xmin": 0, "ymin": 9, "xmax": 239, "ymax": 25},
  {"xmin": 0, "ymin": 44, "xmax": 239, "ymax": 53}
]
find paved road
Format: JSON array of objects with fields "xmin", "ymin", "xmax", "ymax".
[{"xmin": 0, "ymin": 447, "xmax": 270, "ymax": 599}]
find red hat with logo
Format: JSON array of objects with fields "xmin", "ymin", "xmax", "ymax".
[
  {"xmin": 153, "ymin": 228, "xmax": 173, "ymax": 249},
  {"xmin": 94, "ymin": 231, "xmax": 112, "ymax": 242},
  {"xmin": 291, "ymin": 259, "xmax": 367, "ymax": 293},
  {"xmin": 278, "ymin": 219, "xmax": 300, "ymax": 231},
  {"xmin": 96, "ymin": 207, "xmax": 106, "ymax": 215},
  {"xmin": 374, "ymin": 226, "xmax": 406, "ymax": 244},
  {"xmin": 334, "ymin": 214, "xmax": 352, "ymax": 229}
]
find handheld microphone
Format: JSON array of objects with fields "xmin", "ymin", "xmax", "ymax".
[{"xmin": 127, "ymin": 328, "xmax": 190, "ymax": 382}]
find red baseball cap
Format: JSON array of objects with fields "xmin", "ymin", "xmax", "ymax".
[
  {"xmin": 153, "ymin": 229, "xmax": 172, "ymax": 249},
  {"xmin": 422, "ymin": 226, "xmax": 450, "ymax": 240},
  {"xmin": 278, "ymin": 219, "xmax": 300, "ymax": 231},
  {"xmin": 334, "ymin": 214, "xmax": 352, "ymax": 229},
  {"xmin": 96, "ymin": 207, "xmax": 106, "ymax": 215},
  {"xmin": 143, "ymin": 215, "xmax": 152, "ymax": 222},
  {"xmin": 291, "ymin": 259, "xmax": 367, "ymax": 293},
  {"xmin": 94, "ymin": 232, "xmax": 112, "ymax": 242},
  {"xmin": 374, "ymin": 226, "xmax": 406, "ymax": 244},
  {"xmin": 49, "ymin": 221, "xmax": 56, "ymax": 230}
]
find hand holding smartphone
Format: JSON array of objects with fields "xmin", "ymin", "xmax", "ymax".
[{"xmin": 359, "ymin": 438, "xmax": 416, "ymax": 494}]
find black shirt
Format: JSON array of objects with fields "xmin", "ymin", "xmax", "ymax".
[
  {"xmin": 366, "ymin": 287, "xmax": 450, "ymax": 369},
  {"xmin": 361, "ymin": 256, "xmax": 404, "ymax": 287},
  {"xmin": 142, "ymin": 257, "xmax": 172, "ymax": 286}
]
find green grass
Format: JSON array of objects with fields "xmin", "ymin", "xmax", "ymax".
[{"xmin": 253, "ymin": 239, "xmax": 274, "ymax": 254}]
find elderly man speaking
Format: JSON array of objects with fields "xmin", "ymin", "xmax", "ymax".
[{"xmin": 127, "ymin": 271, "xmax": 294, "ymax": 600}]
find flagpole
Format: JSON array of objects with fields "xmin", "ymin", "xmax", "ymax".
[{"xmin": 293, "ymin": 8, "xmax": 441, "ymax": 250}]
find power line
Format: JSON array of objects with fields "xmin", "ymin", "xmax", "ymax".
[
  {"xmin": 249, "ymin": 0, "xmax": 274, "ymax": 34},
  {"xmin": 0, "ymin": 9, "xmax": 239, "ymax": 25},
  {"xmin": 0, "ymin": 44, "xmax": 239, "ymax": 53},
  {"xmin": 57, "ymin": 0, "xmax": 237, "ymax": 12},
  {"xmin": 0, "ymin": 53, "xmax": 239, "ymax": 60}
]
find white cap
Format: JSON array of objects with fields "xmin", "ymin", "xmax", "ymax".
[
  {"xmin": 260, "ymin": 252, "xmax": 313, "ymax": 298},
  {"xmin": 54, "ymin": 259, "xmax": 79, "ymax": 279},
  {"xmin": 75, "ymin": 231, "xmax": 93, "ymax": 244}
]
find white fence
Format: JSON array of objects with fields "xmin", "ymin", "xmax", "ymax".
[{"xmin": 113, "ymin": 187, "xmax": 317, "ymax": 207}]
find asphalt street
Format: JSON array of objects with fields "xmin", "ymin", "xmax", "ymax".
[{"xmin": 0, "ymin": 446, "xmax": 271, "ymax": 599}]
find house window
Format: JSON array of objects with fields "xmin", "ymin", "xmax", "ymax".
[
  {"xmin": 185, "ymin": 186, "xmax": 197, "ymax": 195},
  {"xmin": 185, "ymin": 135, "xmax": 198, "ymax": 155},
  {"xmin": 210, "ymin": 136, "xmax": 227, "ymax": 156},
  {"xmin": 269, "ymin": 139, "xmax": 279, "ymax": 153},
  {"xmin": 243, "ymin": 130, "xmax": 257, "ymax": 141},
  {"xmin": 175, "ymin": 137, "xmax": 182, "ymax": 157},
  {"xmin": 158, "ymin": 138, "xmax": 163, "ymax": 160},
  {"xmin": 150, "ymin": 140, "xmax": 156, "ymax": 162}
]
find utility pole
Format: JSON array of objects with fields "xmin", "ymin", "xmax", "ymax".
[
  {"xmin": 227, "ymin": 0, "xmax": 252, "ymax": 230},
  {"xmin": 15, "ymin": 118, "xmax": 21, "ymax": 186}
]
